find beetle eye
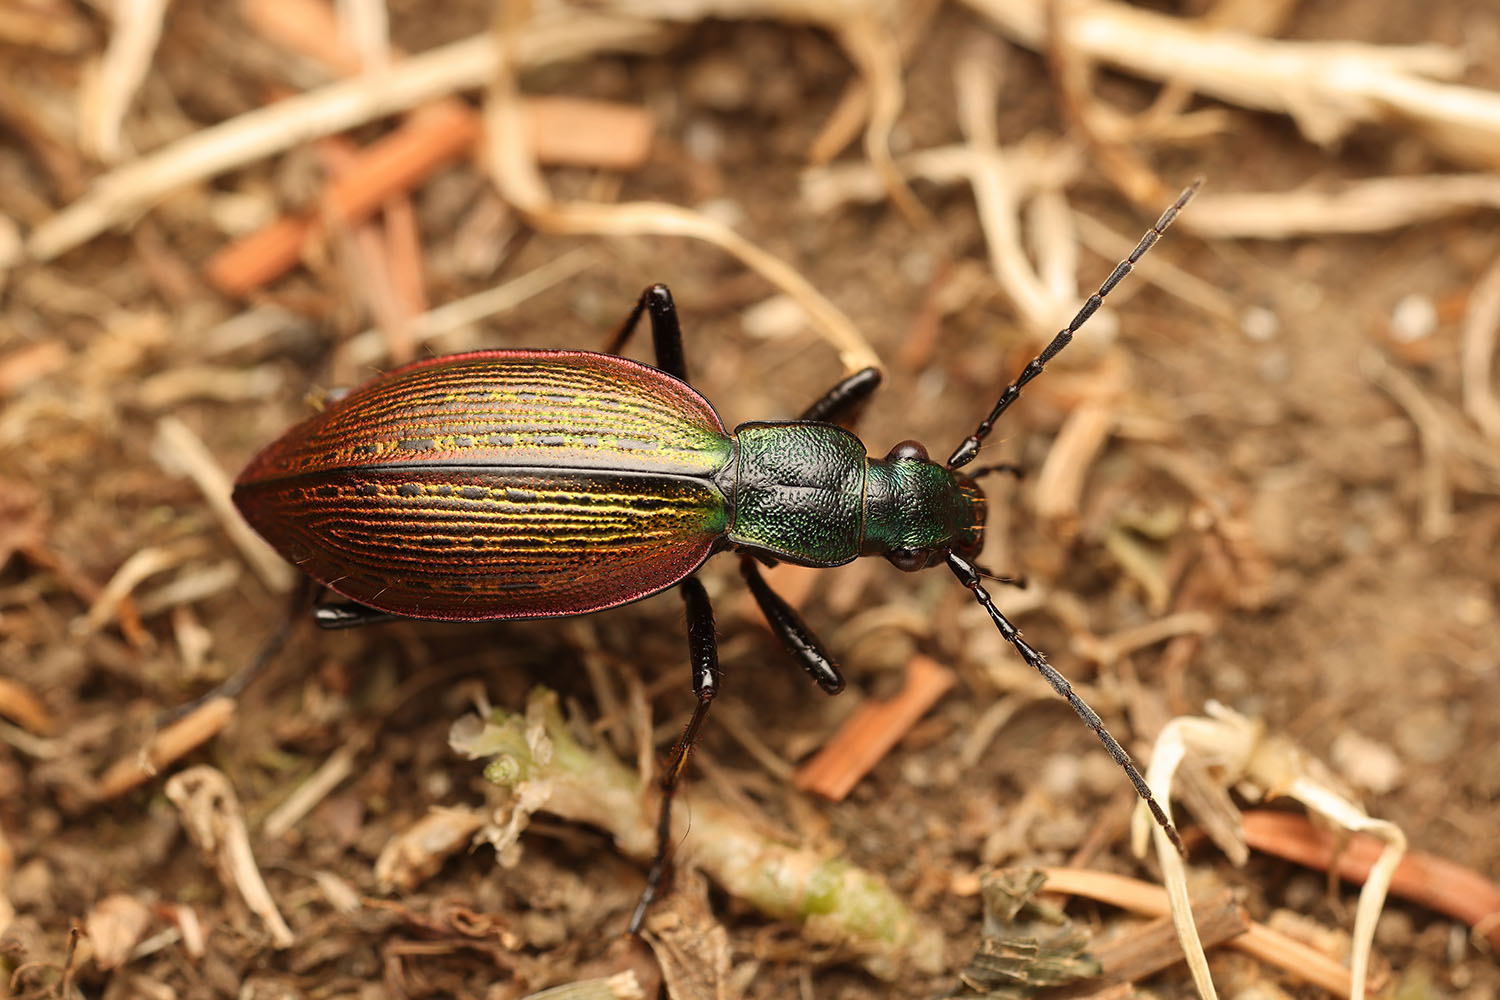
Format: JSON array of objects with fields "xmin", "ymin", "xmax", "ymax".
[
  {"xmin": 888, "ymin": 547, "xmax": 926, "ymax": 571},
  {"xmin": 885, "ymin": 439, "xmax": 929, "ymax": 462}
]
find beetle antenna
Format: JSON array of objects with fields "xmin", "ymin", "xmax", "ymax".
[
  {"xmin": 947, "ymin": 550, "xmax": 1184, "ymax": 853},
  {"xmin": 970, "ymin": 462, "xmax": 1025, "ymax": 481},
  {"xmin": 947, "ymin": 180, "xmax": 1202, "ymax": 470}
]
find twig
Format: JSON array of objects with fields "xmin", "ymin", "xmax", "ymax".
[
  {"xmin": 793, "ymin": 655, "xmax": 956, "ymax": 800},
  {"xmin": 164, "ymin": 765, "xmax": 295, "ymax": 948},
  {"xmin": 452, "ymin": 688, "xmax": 945, "ymax": 979},
  {"xmin": 81, "ymin": 0, "xmax": 170, "ymax": 162},
  {"xmin": 342, "ymin": 248, "xmax": 594, "ymax": 366},
  {"xmin": 963, "ymin": 0, "xmax": 1500, "ymax": 159},
  {"xmin": 1044, "ymin": 892, "xmax": 1249, "ymax": 997},
  {"xmin": 94, "ymin": 697, "xmax": 237, "ymax": 801},
  {"xmin": 482, "ymin": 42, "xmax": 880, "ymax": 374},
  {"xmin": 1461, "ymin": 253, "xmax": 1500, "ymax": 440},
  {"xmin": 1186, "ymin": 175, "xmax": 1500, "ymax": 238},
  {"xmin": 28, "ymin": 17, "xmax": 669, "ymax": 260},
  {"xmin": 1039, "ymin": 868, "xmax": 1366, "ymax": 998},
  {"xmin": 1242, "ymin": 810, "xmax": 1500, "ymax": 950},
  {"xmin": 152, "ymin": 416, "xmax": 297, "ymax": 593},
  {"xmin": 206, "ymin": 101, "xmax": 480, "ymax": 297}
]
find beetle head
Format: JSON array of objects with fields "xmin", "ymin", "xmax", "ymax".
[{"xmin": 866, "ymin": 440, "xmax": 986, "ymax": 571}]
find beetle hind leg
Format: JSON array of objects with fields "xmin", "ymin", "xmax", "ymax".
[
  {"xmin": 631, "ymin": 575, "xmax": 720, "ymax": 934},
  {"xmin": 312, "ymin": 600, "xmax": 397, "ymax": 629}
]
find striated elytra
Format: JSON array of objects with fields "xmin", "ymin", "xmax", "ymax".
[
  {"xmin": 233, "ymin": 182, "xmax": 1200, "ymax": 933},
  {"xmin": 233, "ymin": 349, "xmax": 984, "ymax": 624}
]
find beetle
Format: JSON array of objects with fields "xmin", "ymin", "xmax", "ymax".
[{"xmin": 233, "ymin": 182, "xmax": 1199, "ymax": 931}]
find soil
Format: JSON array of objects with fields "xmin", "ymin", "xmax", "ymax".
[{"xmin": 2, "ymin": 1, "xmax": 1498, "ymax": 998}]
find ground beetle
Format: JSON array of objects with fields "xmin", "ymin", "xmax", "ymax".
[{"xmin": 233, "ymin": 182, "xmax": 1200, "ymax": 931}]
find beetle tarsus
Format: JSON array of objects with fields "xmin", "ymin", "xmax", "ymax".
[
  {"xmin": 312, "ymin": 601, "xmax": 397, "ymax": 630},
  {"xmin": 740, "ymin": 557, "xmax": 845, "ymax": 694}
]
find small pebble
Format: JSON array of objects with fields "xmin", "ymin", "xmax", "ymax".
[
  {"xmin": 1390, "ymin": 293, "xmax": 1438, "ymax": 342},
  {"xmin": 741, "ymin": 294, "xmax": 806, "ymax": 340},
  {"xmin": 1241, "ymin": 305, "xmax": 1279, "ymax": 341},
  {"xmin": 1330, "ymin": 730, "xmax": 1403, "ymax": 795}
]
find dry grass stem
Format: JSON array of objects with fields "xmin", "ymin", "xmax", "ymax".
[
  {"xmin": 955, "ymin": 43, "xmax": 1060, "ymax": 334},
  {"xmin": 483, "ymin": 53, "xmax": 880, "ymax": 374},
  {"xmin": 801, "ymin": 140, "xmax": 1084, "ymax": 215},
  {"xmin": 29, "ymin": 17, "xmax": 669, "ymax": 260},
  {"xmin": 164, "ymin": 765, "xmax": 296, "ymax": 948},
  {"xmin": 963, "ymin": 0, "xmax": 1500, "ymax": 161},
  {"xmin": 343, "ymin": 248, "xmax": 593, "ymax": 365},
  {"xmin": 1034, "ymin": 389, "xmax": 1121, "ymax": 537},
  {"xmin": 1242, "ymin": 810, "xmax": 1500, "ymax": 950},
  {"xmin": 336, "ymin": 0, "xmax": 391, "ymax": 72},
  {"xmin": 0, "ymin": 677, "xmax": 54, "ymax": 735},
  {"xmin": 1072, "ymin": 611, "xmax": 1216, "ymax": 669},
  {"xmin": 1186, "ymin": 174, "xmax": 1500, "ymax": 238},
  {"xmin": 81, "ymin": 0, "xmax": 170, "ymax": 162},
  {"xmin": 1039, "ymin": 868, "xmax": 1364, "ymax": 998},
  {"xmin": 1361, "ymin": 350, "xmax": 1457, "ymax": 539},
  {"xmin": 77, "ymin": 541, "xmax": 201, "ymax": 641},
  {"xmin": 260, "ymin": 739, "xmax": 365, "ymax": 840},
  {"xmin": 1135, "ymin": 704, "xmax": 1403, "ymax": 1000},
  {"xmin": 1461, "ymin": 254, "xmax": 1500, "ymax": 440},
  {"xmin": 520, "ymin": 973, "xmax": 645, "ymax": 1000},
  {"xmin": 152, "ymin": 416, "xmax": 297, "ymax": 593},
  {"xmin": 95, "ymin": 697, "xmax": 237, "ymax": 800}
]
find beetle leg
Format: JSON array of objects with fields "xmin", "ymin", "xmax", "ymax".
[
  {"xmin": 739, "ymin": 556, "xmax": 844, "ymax": 694},
  {"xmin": 632, "ymin": 575, "xmax": 720, "ymax": 934},
  {"xmin": 157, "ymin": 577, "xmax": 315, "ymax": 724},
  {"xmin": 797, "ymin": 366, "xmax": 882, "ymax": 426},
  {"xmin": 603, "ymin": 284, "xmax": 689, "ymax": 383},
  {"xmin": 312, "ymin": 601, "xmax": 397, "ymax": 630}
]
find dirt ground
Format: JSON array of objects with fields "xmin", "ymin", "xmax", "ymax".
[{"xmin": 3, "ymin": 1, "xmax": 1499, "ymax": 998}]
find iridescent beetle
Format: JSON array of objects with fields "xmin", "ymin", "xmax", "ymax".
[{"xmin": 234, "ymin": 183, "xmax": 1200, "ymax": 929}]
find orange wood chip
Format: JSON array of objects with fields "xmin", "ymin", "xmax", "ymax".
[
  {"xmin": 1242, "ymin": 809, "xmax": 1500, "ymax": 949},
  {"xmin": 794, "ymin": 654, "xmax": 956, "ymax": 801}
]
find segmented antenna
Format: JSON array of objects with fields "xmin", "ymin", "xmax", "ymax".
[
  {"xmin": 947, "ymin": 551, "xmax": 1183, "ymax": 852},
  {"xmin": 947, "ymin": 180, "xmax": 1202, "ymax": 470}
]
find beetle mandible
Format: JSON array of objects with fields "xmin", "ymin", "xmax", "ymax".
[{"xmin": 233, "ymin": 182, "xmax": 1200, "ymax": 931}]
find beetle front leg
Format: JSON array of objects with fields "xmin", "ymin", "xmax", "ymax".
[
  {"xmin": 740, "ymin": 557, "xmax": 844, "ymax": 694},
  {"xmin": 630, "ymin": 574, "xmax": 720, "ymax": 934},
  {"xmin": 603, "ymin": 284, "xmax": 689, "ymax": 383},
  {"xmin": 797, "ymin": 367, "xmax": 882, "ymax": 426}
]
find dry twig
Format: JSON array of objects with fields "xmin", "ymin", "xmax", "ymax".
[{"xmin": 793, "ymin": 655, "xmax": 956, "ymax": 800}]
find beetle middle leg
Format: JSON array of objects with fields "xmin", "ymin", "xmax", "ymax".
[
  {"xmin": 603, "ymin": 284, "xmax": 689, "ymax": 382},
  {"xmin": 632, "ymin": 575, "xmax": 720, "ymax": 934}
]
